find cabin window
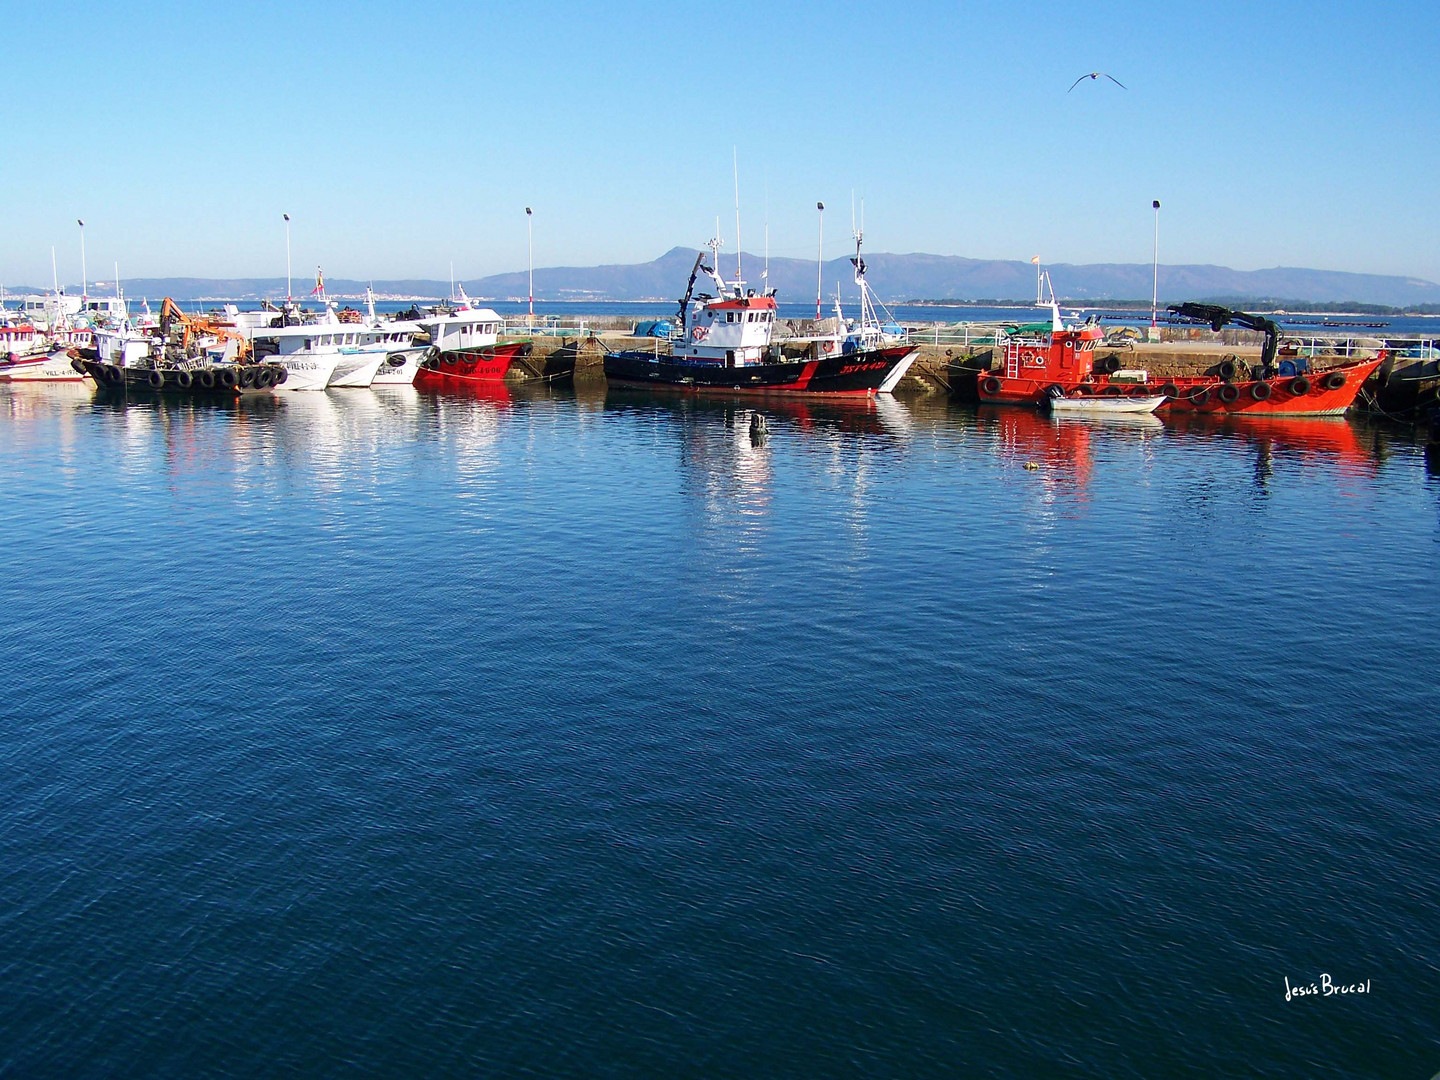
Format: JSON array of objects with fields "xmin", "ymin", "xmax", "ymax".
[
  {"xmin": 304, "ymin": 339, "xmax": 313, "ymax": 349},
  {"xmin": 726, "ymin": 312, "xmax": 734, "ymax": 323}
]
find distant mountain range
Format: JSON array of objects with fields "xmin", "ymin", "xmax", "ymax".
[{"xmin": 14, "ymin": 248, "xmax": 1440, "ymax": 307}]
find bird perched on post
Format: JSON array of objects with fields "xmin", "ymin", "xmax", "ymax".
[{"xmin": 1068, "ymin": 72, "xmax": 1126, "ymax": 92}]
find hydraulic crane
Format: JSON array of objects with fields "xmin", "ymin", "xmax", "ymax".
[{"xmin": 1167, "ymin": 302, "xmax": 1281, "ymax": 377}]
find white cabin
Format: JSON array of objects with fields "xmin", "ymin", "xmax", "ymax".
[
  {"xmin": 676, "ymin": 294, "xmax": 777, "ymax": 365},
  {"xmin": 13, "ymin": 294, "xmax": 83, "ymax": 331},
  {"xmin": 1, "ymin": 324, "xmax": 43, "ymax": 358},
  {"xmin": 419, "ymin": 308, "xmax": 503, "ymax": 354}
]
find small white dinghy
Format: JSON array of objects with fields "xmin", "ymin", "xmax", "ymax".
[{"xmin": 1045, "ymin": 391, "xmax": 1167, "ymax": 415}]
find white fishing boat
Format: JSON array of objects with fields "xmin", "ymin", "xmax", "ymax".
[
  {"xmin": 363, "ymin": 289, "xmax": 427, "ymax": 386},
  {"xmin": 245, "ymin": 322, "xmax": 345, "ymax": 391}
]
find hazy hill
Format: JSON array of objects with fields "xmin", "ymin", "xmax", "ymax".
[{"xmin": 14, "ymin": 249, "xmax": 1439, "ymax": 307}]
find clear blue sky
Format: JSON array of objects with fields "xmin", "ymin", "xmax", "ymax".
[{"xmin": 5, "ymin": 0, "xmax": 1437, "ymax": 288}]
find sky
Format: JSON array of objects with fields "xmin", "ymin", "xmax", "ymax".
[{"xmin": 4, "ymin": 0, "xmax": 1438, "ymax": 289}]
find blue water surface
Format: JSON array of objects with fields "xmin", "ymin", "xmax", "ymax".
[{"xmin": 1, "ymin": 382, "xmax": 1437, "ymax": 1078}]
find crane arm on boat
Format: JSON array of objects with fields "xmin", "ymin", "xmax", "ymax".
[{"xmin": 1169, "ymin": 302, "xmax": 1281, "ymax": 375}]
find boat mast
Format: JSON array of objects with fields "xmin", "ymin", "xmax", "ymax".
[
  {"xmin": 762, "ymin": 170, "xmax": 769, "ymax": 293},
  {"xmin": 733, "ymin": 148, "xmax": 742, "ymax": 289}
]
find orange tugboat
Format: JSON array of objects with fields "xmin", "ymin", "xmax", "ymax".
[{"xmin": 975, "ymin": 287, "xmax": 1384, "ymax": 416}]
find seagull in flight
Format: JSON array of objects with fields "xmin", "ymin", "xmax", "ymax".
[{"xmin": 1068, "ymin": 72, "xmax": 1126, "ymax": 92}]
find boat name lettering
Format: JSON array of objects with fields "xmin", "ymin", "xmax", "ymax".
[
  {"xmin": 1285, "ymin": 975, "xmax": 1371, "ymax": 1001},
  {"xmin": 839, "ymin": 362, "xmax": 887, "ymax": 375}
]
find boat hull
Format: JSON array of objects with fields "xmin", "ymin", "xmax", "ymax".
[
  {"xmin": 1, "ymin": 349, "xmax": 87, "ymax": 382},
  {"xmin": 370, "ymin": 347, "xmax": 427, "ymax": 386},
  {"xmin": 414, "ymin": 342, "xmax": 528, "ymax": 386},
  {"xmin": 604, "ymin": 345, "xmax": 918, "ymax": 395},
  {"xmin": 82, "ymin": 361, "xmax": 285, "ymax": 396},
  {"xmin": 977, "ymin": 356, "xmax": 1384, "ymax": 416},
  {"xmin": 273, "ymin": 354, "xmax": 341, "ymax": 391},
  {"xmin": 328, "ymin": 349, "xmax": 388, "ymax": 388}
]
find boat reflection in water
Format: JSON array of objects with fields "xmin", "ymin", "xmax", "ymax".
[
  {"xmin": 603, "ymin": 389, "xmax": 917, "ymax": 547},
  {"xmin": 975, "ymin": 404, "xmax": 1163, "ymax": 498},
  {"xmin": 604, "ymin": 387, "xmax": 915, "ymax": 442},
  {"xmin": 1161, "ymin": 412, "xmax": 1379, "ymax": 483}
]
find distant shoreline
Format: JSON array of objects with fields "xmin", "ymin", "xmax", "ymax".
[{"xmin": 907, "ymin": 299, "xmax": 1440, "ymax": 318}]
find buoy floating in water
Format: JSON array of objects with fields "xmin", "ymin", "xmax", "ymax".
[{"xmin": 1024, "ymin": 461, "xmax": 1040, "ymax": 470}]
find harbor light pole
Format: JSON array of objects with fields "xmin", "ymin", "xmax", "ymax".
[
  {"xmin": 77, "ymin": 219, "xmax": 87, "ymax": 304},
  {"xmin": 526, "ymin": 206, "xmax": 534, "ymax": 325},
  {"xmin": 284, "ymin": 213, "xmax": 292, "ymax": 302},
  {"xmin": 1151, "ymin": 199, "xmax": 1160, "ymax": 328},
  {"xmin": 816, "ymin": 201, "xmax": 825, "ymax": 320}
]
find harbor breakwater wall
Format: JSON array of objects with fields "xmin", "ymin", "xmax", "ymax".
[{"xmin": 520, "ymin": 335, "xmax": 1282, "ymax": 394}]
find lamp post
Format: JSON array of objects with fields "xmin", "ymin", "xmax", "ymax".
[
  {"xmin": 526, "ymin": 207, "xmax": 534, "ymax": 325},
  {"xmin": 1151, "ymin": 200, "xmax": 1160, "ymax": 329},
  {"xmin": 816, "ymin": 201, "xmax": 825, "ymax": 320},
  {"xmin": 77, "ymin": 219, "xmax": 87, "ymax": 304},
  {"xmin": 283, "ymin": 213, "xmax": 292, "ymax": 302}
]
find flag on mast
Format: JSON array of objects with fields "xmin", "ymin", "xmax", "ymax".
[
  {"xmin": 1031, "ymin": 255, "xmax": 1040, "ymax": 264},
  {"xmin": 311, "ymin": 267, "xmax": 325, "ymax": 298}
]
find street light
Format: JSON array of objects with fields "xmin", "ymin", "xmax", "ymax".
[
  {"xmin": 526, "ymin": 207, "xmax": 534, "ymax": 325},
  {"xmin": 816, "ymin": 201, "xmax": 825, "ymax": 320},
  {"xmin": 284, "ymin": 213, "xmax": 292, "ymax": 302},
  {"xmin": 77, "ymin": 219, "xmax": 87, "ymax": 304},
  {"xmin": 1151, "ymin": 200, "xmax": 1161, "ymax": 329}
]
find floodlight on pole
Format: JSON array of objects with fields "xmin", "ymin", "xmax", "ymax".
[
  {"xmin": 77, "ymin": 219, "xmax": 87, "ymax": 304},
  {"xmin": 816, "ymin": 202, "xmax": 825, "ymax": 320},
  {"xmin": 1151, "ymin": 200, "xmax": 1160, "ymax": 328},
  {"xmin": 526, "ymin": 207, "xmax": 534, "ymax": 324},
  {"xmin": 284, "ymin": 213, "xmax": 292, "ymax": 302}
]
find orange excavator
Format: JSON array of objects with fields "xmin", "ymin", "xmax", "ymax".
[{"xmin": 158, "ymin": 298, "xmax": 251, "ymax": 363}]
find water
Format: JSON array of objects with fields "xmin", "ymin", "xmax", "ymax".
[{"xmin": 2, "ymin": 383, "xmax": 1437, "ymax": 1078}]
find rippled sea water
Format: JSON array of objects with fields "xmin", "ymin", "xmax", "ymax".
[{"xmin": 2, "ymin": 382, "xmax": 1437, "ymax": 1079}]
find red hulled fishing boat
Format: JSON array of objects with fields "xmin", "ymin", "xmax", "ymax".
[{"xmin": 975, "ymin": 289, "xmax": 1384, "ymax": 416}]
